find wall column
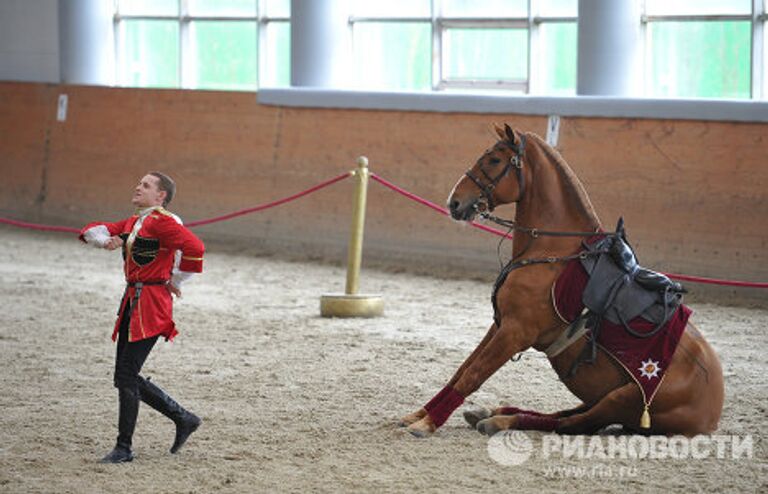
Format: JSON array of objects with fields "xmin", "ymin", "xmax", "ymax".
[
  {"xmin": 577, "ymin": 0, "xmax": 642, "ymax": 96},
  {"xmin": 59, "ymin": 0, "xmax": 114, "ymax": 85},
  {"xmin": 290, "ymin": 0, "xmax": 350, "ymax": 87}
]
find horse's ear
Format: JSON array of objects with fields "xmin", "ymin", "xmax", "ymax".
[
  {"xmin": 493, "ymin": 123, "xmax": 506, "ymax": 140},
  {"xmin": 504, "ymin": 124, "xmax": 517, "ymax": 145}
]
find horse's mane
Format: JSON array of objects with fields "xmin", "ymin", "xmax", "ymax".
[{"xmin": 524, "ymin": 132, "xmax": 601, "ymax": 226}]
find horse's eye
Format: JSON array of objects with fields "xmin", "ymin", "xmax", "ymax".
[{"xmin": 488, "ymin": 157, "xmax": 501, "ymax": 165}]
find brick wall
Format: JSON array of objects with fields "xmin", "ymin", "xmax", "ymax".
[{"xmin": 1, "ymin": 82, "xmax": 765, "ymax": 302}]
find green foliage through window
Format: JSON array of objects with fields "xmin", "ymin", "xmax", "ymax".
[
  {"xmin": 122, "ymin": 20, "xmax": 179, "ymax": 88},
  {"xmin": 444, "ymin": 29, "xmax": 528, "ymax": 81},
  {"xmin": 647, "ymin": 21, "xmax": 751, "ymax": 99},
  {"xmin": 190, "ymin": 21, "xmax": 258, "ymax": 90},
  {"xmin": 538, "ymin": 22, "xmax": 576, "ymax": 95},
  {"xmin": 353, "ymin": 23, "xmax": 431, "ymax": 91}
]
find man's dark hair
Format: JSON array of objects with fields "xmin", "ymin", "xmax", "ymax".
[{"xmin": 149, "ymin": 171, "xmax": 176, "ymax": 207}]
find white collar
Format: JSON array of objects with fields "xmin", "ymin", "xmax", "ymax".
[{"xmin": 136, "ymin": 206, "xmax": 162, "ymax": 218}]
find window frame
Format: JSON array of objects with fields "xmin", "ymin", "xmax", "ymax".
[{"xmin": 113, "ymin": 0, "xmax": 289, "ymax": 90}]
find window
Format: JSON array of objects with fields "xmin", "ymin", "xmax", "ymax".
[
  {"xmin": 764, "ymin": 2, "xmax": 768, "ymax": 99},
  {"xmin": 643, "ymin": 0, "xmax": 759, "ymax": 99},
  {"xmin": 120, "ymin": 19, "xmax": 179, "ymax": 88},
  {"xmin": 350, "ymin": 1, "xmax": 431, "ymax": 91},
  {"xmin": 350, "ymin": 0, "xmax": 578, "ymax": 94},
  {"xmin": 353, "ymin": 22, "xmax": 431, "ymax": 91},
  {"xmin": 114, "ymin": 0, "xmax": 767, "ymax": 99},
  {"xmin": 441, "ymin": 28, "xmax": 529, "ymax": 90},
  {"xmin": 115, "ymin": 0, "xmax": 290, "ymax": 90}
]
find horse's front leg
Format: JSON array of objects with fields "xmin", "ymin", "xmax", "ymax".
[
  {"xmin": 464, "ymin": 402, "xmax": 591, "ymax": 429},
  {"xmin": 398, "ymin": 322, "xmax": 499, "ymax": 427},
  {"xmin": 476, "ymin": 384, "xmax": 639, "ymax": 435},
  {"xmin": 407, "ymin": 320, "xmax": 534, "ymax": 437}
]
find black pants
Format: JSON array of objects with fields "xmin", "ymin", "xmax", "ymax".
[
  {"xmin": 113, "ymin": 301, "xmax": 158, "ymax": 449},
  {"xmin": 114, "ymin": 301, "xmax": 158, "ymax": 390}
]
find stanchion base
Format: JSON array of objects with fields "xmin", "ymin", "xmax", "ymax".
[{"xmin": 320, "ymin": 293, "xmax": 384, "ymax": 318}]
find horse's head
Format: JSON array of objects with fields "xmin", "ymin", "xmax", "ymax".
[{"xmin": 448, "ymin": 124, "xmax": 526, "ymax": 221}]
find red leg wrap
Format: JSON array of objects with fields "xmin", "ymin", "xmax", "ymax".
[
  {"xmin": 425, "ymin": 386, "xmax": 465, "ymax": 428},
  {"xmin": 423, "ymin": 386, "xmax": 451, "ymax": 412},
  {"xmin": 498, "ymin": 406, "xmax": 543, "ymax": 417},
  {"xmin": 515, "ymin": 413, "xmax": 559, "ymax": 432}
]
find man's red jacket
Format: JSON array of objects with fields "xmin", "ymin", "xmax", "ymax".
[{"xmin": 80, "ymin": 207, "xmax": 204, "ymax": 342}]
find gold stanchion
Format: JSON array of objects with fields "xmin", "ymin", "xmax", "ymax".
[{"xmin": 320, "ymin": 156, "xmax": 384, "ymax": 318}]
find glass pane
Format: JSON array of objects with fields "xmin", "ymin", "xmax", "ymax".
[
  {"xmin": 443, "ymin": 28, "xmax": 528, "ymax": 80},
  {"xmin": 190, "ymin": 21, "xmax": 258, "ymax": 90},
  {"xmin": 262, "ymin": 21, "xmax": 291, "ymax": 87},
  {"xmin": 188, "ymin": 0, "xmax": 257, "ymax": 17},
  {"xmin": 765, "ymin": 21, "xmax": 768, "ymax": 98},
  {"xmin": 353, "ymin": 23, "xmax": 431, "ymax": 90},
  {"xmin": 441, "ymin": 0, "xmax": 527, "ymax": 18},
  {"xmin": 352, "ymin": 0, "xmax": 430, "ymax": 17},
  {"xmin": 119, "ymin": 0, "xmax": 178, "ymax": 16},
  {"xmin": 264, "ymin": 0, "xmax": 290, "ymax": 17},
  {"xmin": 645, "ymin": 0, "xmax": 751, "ymax": 16},
  {"xmin": 537, "ymin": 0, "xmax": 577, "ymax": 17},
  {"xmin": 122, "ymin": 20, "xmax": 179, "ymax": 88},
  {"xmin": 537, "ymin": 22, "xmax": 576, "ymax": 94},
  {"xmin": 647, "ymin": 21, "xmax": 750, "ymax": 99}
]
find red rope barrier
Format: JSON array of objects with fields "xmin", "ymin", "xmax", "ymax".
[
  {"xmin": 369, "ymin": 173, "xmax": 512, "ymax": 239},
  {"xmin": 186, "ymin": 171, "xmax": 352, "ymax": 227},
  {"xmin": 369, "ymin": 173, "xmax": 768, "ymax": 289},
  {"xmin": 661, "ymin": 273, "xmax": 768, "ymax": 289},
  {"xmin": 0, "ymin": 217, "xmax": 79, "ymax": 234}
]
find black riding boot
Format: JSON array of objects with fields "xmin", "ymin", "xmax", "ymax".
[
  {"xmin": 100, "ymin": 387, "xmax": 139, "ymax": 463},
  {"xmin": 137, "ymin": 377, "xmax": 201, "ymax": 454}
]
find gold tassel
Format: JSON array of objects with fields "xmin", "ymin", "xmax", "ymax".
[{"xmin": 640, "ymin": 405, "xmax": 651, "ymax": 429}]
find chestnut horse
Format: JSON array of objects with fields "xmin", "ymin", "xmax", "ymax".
[{"xmin": 399, "ymin": 124, "xmax": 724, "ymax": 437}]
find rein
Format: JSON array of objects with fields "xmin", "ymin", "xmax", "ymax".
[
  {"xmin": 481, "ymin": 212, "xmax": 618, "ymax": 267},
  {"xmin": 480, "ymin": 212, "xmax": 615, "ymax": 240}
]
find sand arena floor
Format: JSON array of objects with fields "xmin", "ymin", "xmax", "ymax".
[{"xmin": 0, "ymin": 226, "xmax": 765, "ymax": 493}]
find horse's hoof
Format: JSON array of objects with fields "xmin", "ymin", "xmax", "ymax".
[
  {"xmin": 406, "ymin": 423, "xmax": 434, "ymax": 438},
  {"xmin": 476, "ymin": 418, "xmax": 502, "ymax": 436},
  {"xmin": 398, "ymin": 409, "xmax": 426, "ymax": 427},
  {"xmin": 406, "ymin": 416, "xmax": 436, "ymax": 438},
  {"xmin": 463, "ymin": 407, "xmax": 491, "ymax": 429},
  {"xmin": 407, "ymin": 427, "xmax": 430, "ymax": 438}
]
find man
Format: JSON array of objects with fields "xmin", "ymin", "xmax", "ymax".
[{"xmin": 80, "ymin": 172, "xmax": 205, "ymax": 463}]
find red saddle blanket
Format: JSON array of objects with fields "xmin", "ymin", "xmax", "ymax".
[{"xmin": 552, "ymin": 257, "xmax": 692, "ymax": 413}]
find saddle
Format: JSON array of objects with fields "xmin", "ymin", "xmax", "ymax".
[{"xmin": 568, "ymin": 218, "xmax": 686, "ymax": 374}]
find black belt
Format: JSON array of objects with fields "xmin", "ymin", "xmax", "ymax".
[
  {"xmin": 127, "ymin": 281, "xmax": 167, "ymax": 287},
  {"xmin": 119, "ymin": 281, "xmax": 167, "ymax": 316}
]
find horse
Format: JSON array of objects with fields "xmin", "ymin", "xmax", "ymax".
[{"xmin": 399, "ymin": 124, "xmax": 724, "ymax": 438}]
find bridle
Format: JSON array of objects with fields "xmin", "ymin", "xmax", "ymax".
[
  {"xmin": 463, "ymin": 133, "xmax": 613, "ymax": 251},
  {"xmin": 464, "ymin": 134, "xmax": 527, "ymax": 211}
]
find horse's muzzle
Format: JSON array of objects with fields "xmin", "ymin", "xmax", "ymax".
[{"xmin": 449, "ymin": 198, "xmax": 480, "ymax": 221}]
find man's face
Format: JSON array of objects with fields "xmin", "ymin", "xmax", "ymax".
[{"xmin": 131, "ymin": 174, "xmax": 166, "ymax": 208}]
